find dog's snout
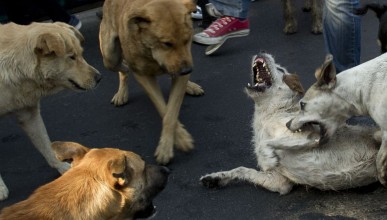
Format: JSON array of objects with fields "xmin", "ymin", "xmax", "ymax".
[
  {"xmin": 94, "ymin": 73, "xmax": 102, "ymax": 83},
  {"xmin": 286, "ymin": 119, "xmax": 293, "ymax": 129},
  {"xmin": 179, "ymin": 67, "xmax": 192, "ymax": 76}
]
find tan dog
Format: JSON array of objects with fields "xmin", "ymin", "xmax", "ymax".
[
  {"xmin": 282, "ymin": 0, "xmax": 322, "ymax": 34},
  {"xmin": 0, "ymin": 22, "xmax": 101, "ymax": 201},
  {"xmin": 201, "ymin": 52, "xmax": 379, "ymax": 194},
  {"xmin": 99, "ymin": 0, "xmax": 204, "ymax": 164},
  {"xmin": 0, "ymin": 141, "xmax": 169, "ymax": 220}
]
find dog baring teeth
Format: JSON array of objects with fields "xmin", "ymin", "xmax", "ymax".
[{"xmin": 252, "ymin": 57, "xmax": 272, "ymax": 86}]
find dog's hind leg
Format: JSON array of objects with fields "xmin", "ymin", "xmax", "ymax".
[
  {"xmin": 281, "ymin": 0, "xmax": 298, "ymax": 34},
  {"xmin": 15, "ymin": 105, "xmax": 70, "ymax": 174},
  {"xmin": 111, "ymin": 70, "xmax": 130, "ymax": 106},
  {"xmin": 0, "ymin": 174, "xmax": 9, "ymax": 201},
  {"xmin": 200, "ymin": 167, "xmax": 293, "ymax": 195}
]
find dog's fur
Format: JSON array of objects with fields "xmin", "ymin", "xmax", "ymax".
[
  {"xmin": 200, "ymin": 53, "xmax": 379, "ymax": 195},
  {"xmin": 0, "ymin": 22, "xmax": 101, "ymax": 201},
  {"xmin": 286, "ymin": 53, "xmax": 387, "ymax": 186},
  {"xmin": 99, "ymin": 0, "xmax": 204, "ymax": 165},
  {"xmin": 282, "ymin": 0, "xmax": 322, "ymax": 34},
  {"xmin": 354, "ymin": 3, "xmax": 387, "ymax": 53},
  {"xmin": 0, "ymin": 141, "xmax": 169, "ymax": 220}
]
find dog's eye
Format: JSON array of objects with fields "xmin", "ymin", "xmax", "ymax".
[
  {"xmin": 69, "ymin": 54, "xmax": 76, "ymax": 60},
  {"xmin": 300, "ymin": 101, "xmax": 306, "ymax": 110},
  {"xmin": 163, "ymin": 42, "xmax": 173, "ymax": 48}
]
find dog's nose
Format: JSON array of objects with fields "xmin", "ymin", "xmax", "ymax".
[
  {"xmin": 286, "ymin": 119, "xmax": 293, "ymax": 129},
  {"xmin": 179, "ymin": 67, "xmax": 192, "ymax": 75},
  {"xmin": 94, "ymin": 73, "xmax": 102, "ymax": 83}
]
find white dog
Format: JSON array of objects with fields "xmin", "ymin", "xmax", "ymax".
[
  {"xmin": 0, "ymin": 22, "xmax": 101, "ymax": 200},
  {"xmin": 200, "ymin": 52, "xmax": 379, "ymax": 194},
  {"xmin": 286, "ymin": 53, "xmax": 387, "ymax": 186}
]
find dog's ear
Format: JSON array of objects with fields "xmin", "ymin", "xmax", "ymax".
[
  {"xmin": 51, "ymin": 141, "xmax": 89, "ymax": 166},
  {"xmin": 283, "ymin": 74, "xmax": 304, "ymax": 95},
  {"xmin": 108, "ymin": 155, "xmax": 133, "ymax": 188},
  {"xmin": 35, "ymin": 33, "xmax": 66, "ymax": 57},
  {"xmin": 54, "ymin": 22, "xmax": 85, "ymax": 43},
  {"xmin": 315, "ymin": 54, "xmax": 336, "ymax": 89},
  {"xmin": 181, "ymin": 0, "xmax": 197, "ymax": 13}
]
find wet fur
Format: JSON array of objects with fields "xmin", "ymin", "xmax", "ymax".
[
  {"xmin": 0, "ymin": 142, "xmax": 169, "ymax": 220},
  {"xmin": 99, "ymin": 0, "xmax": 204, "ymax": 165},
  {"xmin": 200, "ymin": 53, "xmax": 378, "ymax": 195},
  {"xmin": 0, "ymin": 22, "xmax": 101, "ymax": 201}
]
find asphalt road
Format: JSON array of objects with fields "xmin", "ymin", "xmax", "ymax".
[{"xmin": 1, "ymin": 1, "xmax": 387, "ymax": 219}]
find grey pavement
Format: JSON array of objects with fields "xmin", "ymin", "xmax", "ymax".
[{"xmin": 1, "ymin": 1, "xmax": 387, "ymax": 219}]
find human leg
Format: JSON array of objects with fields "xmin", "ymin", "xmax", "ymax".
[{"xmin": 323, "ymin": 0, "xmax": 361, "ymax": 72}]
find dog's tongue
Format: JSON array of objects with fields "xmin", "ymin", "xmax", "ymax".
[{"xmin": 255, "ymin": 57, "xmax": 264, "ymax": 63}]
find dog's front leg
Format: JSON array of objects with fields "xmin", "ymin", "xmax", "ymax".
[
  {"xmin": 376, "ymin": 131, "xmax": 387, "ymax": 186},
  {"xmin": 14, "ymin": 105, "xmax": 70, "ymax": 174},
  {"xmin": 310, "ymin": 0, "xmax": 322, "ymax": 34},
  {"xmin": 266, "ymin": 136, "xmax": 320, "ymax": 151},
  {"xmin": 154, "ymin": 75, "xmax": 190, "ymax": 164},
  {"xmin": 133, "ymin": 74, "xmax": 192, "ymax": 164},
  {"xmin": 200, "ymin": 167, "xmax": 293, "ymax": 195}
]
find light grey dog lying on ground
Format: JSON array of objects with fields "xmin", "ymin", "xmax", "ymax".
[{"xmin": 200, "ymin": 52, "xmax": 379, "ymax": 194}]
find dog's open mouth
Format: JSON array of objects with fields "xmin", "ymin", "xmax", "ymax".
[
  {"xmin": 246, "ymin": 55, "xmax": 273, "ymax": 92},
  {"xmin": 68, "ymin": 79, "xmax": 86, "ymax": 91},
  {"xmin": 290, "ymin": 121, "xmax": 329, "ymax": 145},
  {"xmin": 133, "ymin": 203, "xmax": 157, "ymax": 219}
]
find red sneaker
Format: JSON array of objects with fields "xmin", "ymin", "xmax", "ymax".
[{"xmin": 193, "ymin": 16, "xmax": 250, "ymax": 45}]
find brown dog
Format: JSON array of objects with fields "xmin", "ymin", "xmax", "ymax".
[
  {"xmin": 0, "ymin": 22, "xmax": 101, "ymax": 201},
  {"xmin": 282, "ymin": 0, "xmax": 322, "ymax": 34},
  {"xmin": 0, "ymin": 141, "xmax": 169, "ymax": 220},
  {"xmin": 99, "ymin": 0, "xmax": 204, "ymax": 164}
]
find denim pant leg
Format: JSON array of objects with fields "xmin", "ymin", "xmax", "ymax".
[
  {"xmin": 209, "ymin": 0, "xmax": 250, "ymax": 19},
  {"xmin": 323, "ymin": 0, "xmax": 361, "ymax": 73}
]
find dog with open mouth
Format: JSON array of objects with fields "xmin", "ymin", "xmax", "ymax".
[
  {"xmin": 0, "ymin": 141, "xmax": 169, "ymax": 220},
  {"xmin": 200, "ymin": 52, "xmax": 379, "ymax": 195}
]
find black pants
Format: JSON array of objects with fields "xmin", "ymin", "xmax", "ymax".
[{"xmin": 3, "ymin": 0, "xmax": 70, "ymax": 24}]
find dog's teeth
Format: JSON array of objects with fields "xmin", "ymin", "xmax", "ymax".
[
  {"xmin": 263, "ymin": 62, "xmax": 266, "ymax": 67},
  {"xmin": 255, "ymin": 83, "xmax": 259, "ymax": 86},
  {"xmin": 248, "ymin": 83, "xmax": 251, "ymax": 87},
  {"xmin": 298, "ymin": 129, "xmax": 302, "ymax": 132},
  {"xmin": 315, "ymin": 139, "xmax": 319, "ymax": 142}
]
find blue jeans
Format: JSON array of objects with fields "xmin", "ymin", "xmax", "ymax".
[
  {"xmin": 209, "ymin": 0, "xmax": 250, "ymax": 19},
  {"xmin": 323, "ymin": 0, "xmax": 361, "ymax": 73}
]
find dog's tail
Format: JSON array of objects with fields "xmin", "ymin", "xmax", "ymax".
[{"xmin": 354, "ymin": 3, "xmax": 387, "ymax": 19}]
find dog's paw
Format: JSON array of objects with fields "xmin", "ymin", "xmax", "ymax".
[
  {"xmin": 186, "ymin": 81, "xmax": 204, "ymax": 96},
  {"xmin": 0, "ymin": 183, "xmax": 9, "ymax": 201},
  {"xmin": 283, "ymin": 19, "xmax": 297, "ymax": 35},
  {"xmin": 311, "ymin": 22, "xmax": 323, "ymax": 35},
  {"xmin": 200, "ymin": 175, "xmax": 224, "ymax": 188},
  {"xmin": 174, "ymin": 125, "xmax": 194, "ymax": 152},
  {"xmin": 154, "ymin": 142, "xmax": 174, "ymax": 165},
  {"xmin": 111, "ymin": 90, "xmax": 129, "ymax": 106}
]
